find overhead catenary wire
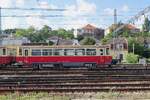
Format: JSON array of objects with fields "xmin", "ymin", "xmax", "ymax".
[{"xmin": 1, "ymin": 7, "xmax": 66, "ymax": 11}]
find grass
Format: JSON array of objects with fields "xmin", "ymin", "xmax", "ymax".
[{"xmin": 1, "ymin": 92, "xmax": 150, "ymax": 100}]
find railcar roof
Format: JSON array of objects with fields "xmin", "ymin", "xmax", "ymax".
[{"xmin": 14, "ymin": 45, "xmax": 110, "ymax": 48}]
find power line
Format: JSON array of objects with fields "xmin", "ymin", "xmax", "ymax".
[
  {"xmin": 1, "ymin": 7, "xmax": 66, "ymax": 11},
  {"xmin": 1, "ymin": 15, "xmax": 64, "ymax": 17}
]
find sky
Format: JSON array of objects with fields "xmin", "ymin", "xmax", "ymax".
[{"xmin": 0, "ymin": 0, "xmax": 150, "ymax": 30}]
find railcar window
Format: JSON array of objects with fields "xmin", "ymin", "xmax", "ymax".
[
  {"xmin": 86, "ymin": 49, "xmax": 96, "ymax": 56},
  {"xmin": 75, "ymin": 49, "xmax": 85, "ymax": 56},
  {"xmin": 0, "ymin": 49, "xmax": 3, "ymax": 55},
  {"xmin": 2, "ymin": 48, "xmax": 6, "ymax": 55},
  {"xmin": 53, "ymin": 49, "xmax": 63, "ymax": 56},
  {"xmin": 31, "ymin": 49, "xmax": 41, "ymax": 56},
  {"xmin": 8, "ymin": 49, "xmax": 16, "ymax": 56},
  {"xmin": 106, "ymin": 48, "xmax": 110, "ymax": 55},
  {"xmin": 100, "ymin": 49, "xmax": 104, "ymax": 55},
  {"xmin": 42, "ymin": 49, "xmax": 52, "ymax": 56},
  {"xmin": 64, "ymin": 49, "xmax": 75, "ymax": 56},
  {"xmin": 19, "ymin": 48, "xmax": 22, "ymax": 56}
]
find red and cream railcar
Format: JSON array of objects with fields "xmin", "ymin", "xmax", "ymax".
[
  {"xmin": 0, "ymin": 46, "xmax": 14, "ymax": 66},
  {"xmin": 15, "ymin": 45, "xmax": 112, "ymax": 68}
]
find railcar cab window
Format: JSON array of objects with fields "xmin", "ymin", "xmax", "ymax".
[
  {"xmin": 64, "ymin": 49, "xmax": 74, "ymax": 56},
  {"xmin": 86, "ymin": 49, "xmax": 96, "ymax": 56},
  {"xmin": 75, "ymin": 49, "xmax": 85, "ymax": 56},
  {"xmin": 42, "ymin": 49, "xmax": 52, "ymax": 56},
  {"xmin": 0, "ymin": 48, "xmax": 6, "ymax": 56},
  {"xmin": 2, "ymin": 48, "xmax": 6, "ymax": 55},
  {"xmin": 53, "ymin": 49, "xmax": 63, "ymax": 56},
  {"xmin": 31, "ymin": 49, "xmax": 41, "ymax": 56},
  {"xmin": 100, "ymin": 49, "xmax": 104, "ymax": 55}
]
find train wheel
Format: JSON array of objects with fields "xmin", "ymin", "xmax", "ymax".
[
  {"xmin": 85, "ymin": 63, "xmax": 97, "ymax": 69},
  {"xmin": 32, "ymin": 64, "xmax": 39, "ymax": 70},
  {"xmin": 54, "ymin": 63, "xmax": 63, "ymax": 69}
]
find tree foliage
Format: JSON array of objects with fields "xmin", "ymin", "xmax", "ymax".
[
  {"xmin": 127, "ymin": 37, "xmax": 150, "ymax": 58},
  {"xmin": 142, "ymin": 17, "xmax": 150, "ymax": 32},
  {"xmin": 125, "ymin": 53, "xmax": 139, "ymax": 63},
  {"xmin": 14, "ymin": 25, "xmax": 74, "ymax": 43},
  {"xmin": 81, "ymin": 37, "xmax": 96, "ymax": 45}
]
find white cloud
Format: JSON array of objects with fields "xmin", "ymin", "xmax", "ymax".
[
  {"xmin": 103, "ymin": 5, "xmax": 130, "ymax": 16},
  {"xmin": 38, "ymin": 1, "xmax": 58, "ymax": 9},
  {"xmin": 3, "ymin": 17, "xmax": 19, "ymax": 29},
  {"xmin": 103, "ymin": 8, "xmax": 114, "ymax": 16},
  {"xmin": 122, "ymin": 5, "xmax": 129, "ymax": 12},
  {"xmin": 63, "ymin": 18, "xmax": 89, "ymax": 29},
  {"xmin": 0, "ymin": 0, "xmax": 12, "ymax": 7},
  {"xmin": 62, "ymin": 0, "xmax": 96, "ymax": 29},
  {"xmin": 25, "ymin": 12, "xmax": 50, "ymax": 29},
  {"xmin": 76, "ymin": 0, "xmax": 96, "ymax": 14},
  {"xmin": 15, "ymin": 0, "xmax": 25, "ymax": 7},
  {"xmin": 64, "ymin": 0, "xmax": 96, "ymax": 17}
]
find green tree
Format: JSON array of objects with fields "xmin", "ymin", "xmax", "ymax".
[
  {"xmin": 77, "ymin": 35, "xmax": 84, "ymax": 41},
  {"xmin": 125, "ymin": 53, "xmax": 139, "ymax": 63},
  {"xmin": 15, "ymin": 26, "xmax": 74, "ymax": 43},
  {"xmin": 101, "ymin": 32, "xmax": 113, "ymax": 44},
  {"xmin": 81, "ymin": 37, "xmax": 96, "ymax": 45},
  {"xmin": 3, "ymin": 29, "xmax": 16, "ymax": 34},
  {"xmin": 142, "ymin": 17, "xmax": 150, "ymax": 32},
  {"xmin": 128, "ymin": 37, "xmax": 144, "ymax": 56},
  {"xmin": 57, "ymin": 28, "xmax": 74, "ymax": 39}
]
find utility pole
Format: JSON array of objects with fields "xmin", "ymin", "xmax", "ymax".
[
  {"xmin": 113, "ymin": 9, "xmax": 117, "ymax": 58},
  {"xmin": 133, "ymin": 43, "xmax": 135, "ymax": 54},
  {"xmin": 113, "ymin": 9, "xmax": 117, "ymax": 38},
  {"xmin": 114, "ymin": 9, "xmax": 117, "ymax": 26}
]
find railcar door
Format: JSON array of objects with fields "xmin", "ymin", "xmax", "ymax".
[{"xmin": 23, "ymin": 48, "xmax": 30, "ymax": 65}]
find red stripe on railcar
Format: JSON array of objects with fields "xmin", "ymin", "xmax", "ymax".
[
  {"xmin": 15, "ymin": 56, "xmax": 112, "ymax": 65},
  {"xmin": 0, "ymin": 56, "xmax": 13, "ymax": 65}
]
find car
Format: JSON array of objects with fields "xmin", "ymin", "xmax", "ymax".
[{"xmin": 14, "ymin": 45, "xmax": 112, "ymax": 69}]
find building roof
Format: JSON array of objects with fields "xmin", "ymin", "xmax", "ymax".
[
  {"xmin": 82, "ymin": 24, "xmax": 97, "ymax": 30},
  {"xmin": 108, "ymin": 37, "xmax": 128, "ymax": 44},
  {"xmin": 125, "ymin": 24, "xmax": 139, "ymax": 30}
]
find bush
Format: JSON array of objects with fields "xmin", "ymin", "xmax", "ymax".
[{"xmin": 125, "ymin": 53, "xmax": 139, "ymax": 64}]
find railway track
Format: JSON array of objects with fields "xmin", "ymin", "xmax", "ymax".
[{"xmin": 0, "ymin": 66, "xmax": 150, "ymax": 92}]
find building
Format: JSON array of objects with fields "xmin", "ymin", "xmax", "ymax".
[
  {"xmin": 126, "ymin": 24, "xmax": 140, "ymax": 33},
  {"xmin": 105, "ymin": 24, "xmax": 140, "ymax": 36},
  {"xmin": 47, "ymin": 36, "xmax": 80, "ymax": 45},
  {"xmin": 0, "ymin": 36, "xmax": 30, "ymax": 46},
  {"xmin": 75, "ymin": 24, "xmax": 104, "ymax": 40},
  {"xmin": 108, "ymin": 37, "xmax": 128, "ymax": 62},
  {"xmin": 136, "ymin": 37, "xmax": 150, "ymax": 48}
]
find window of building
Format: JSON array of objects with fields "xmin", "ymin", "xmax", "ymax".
[
  {"xmin": 64, "ymin": 49, "xmax": 74, "ymax": 56},
  {"xmin": 86, "ymin": 49, "xmax": 96, "ymax": 56},
  {"xmin": 75, "ymin": 49, "xmax": 85, "ymax": 56},
  {"xmin": 31, "ymin": 49, "xmax": 41, "ymax": 56}
]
